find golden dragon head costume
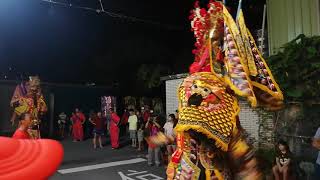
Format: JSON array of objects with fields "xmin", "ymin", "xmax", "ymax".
[{"xmin": 166, "ymin": 1, "xmax": 284, "ymax": 179}]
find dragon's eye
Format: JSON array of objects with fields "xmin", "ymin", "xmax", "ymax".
[
  {"xmin": 204, "ymin": 88, "xmax": 208, "ymax": 92},
  {"xmin": 193, "ymin": 85, "xmax": 198, "ymax": 89}
]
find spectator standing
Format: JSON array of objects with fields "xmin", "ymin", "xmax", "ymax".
[
  {"xmin": 71, "ymin": 108, "xmax": 85, "ymax": 142},
  {"xmin": 57, "ymin": 112, "xmax": 67, "ymax": 139},
  {"xmin": 120, "ymin": 108, "xmax": 129, "ymax": 136},
  {"xmin": 141, "ymin": 106, "xmax": 150, "ymax": 123},
  {"xmin": 84, "ymin": 110, "xmax": 95, "ymax": 140},
  {"xmin": 136, "ymin": 111, "xmax": 145, "ymax": 151},
  {"xmin": 146, "ymin": 116, "xmax": 161, "ymax": 167},
  {"xmin": 109, "ymin": 108, "xmax": 120, "ymax": 149},
  {"xmin": 128, "ymin": 109, "xmax": 138, "ymax": 147},
  {"xmin": 89, "ymin": 112, "xmax": 106, "ymax": 149},
  {"xmin": 163, "ymin": 114, "xmax": 177, "ymax": 164},
  {"xmin": 272, "ymin": 140, "xmax": 293, "ymax": 180},
  {"xmin": 312, "ymin": 126, "xmax": 320, "ymax": 180}
]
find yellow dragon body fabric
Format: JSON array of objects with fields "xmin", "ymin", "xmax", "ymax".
[{"xmin": 163, "ymin": 1, "xmax": 284, "ymax": 179}]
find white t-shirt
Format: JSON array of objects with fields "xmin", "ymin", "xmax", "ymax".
[
  {"xmin": 58, "ymin": 113, "xmax": 67, "ymax": 124},
  {"xmin": 128, "ymin": 115, "xmax": 138, "ymax": 130},
  {"xmin": 163, "ymin": 121, "xmax": 174, "ymax": 137},
  {"xmin": 314, "ymin": 127, "xmax": 320, "ymax": 165}
]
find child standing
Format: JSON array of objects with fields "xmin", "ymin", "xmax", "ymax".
[{"xmin": 128, "ymin": 109, "xmax": 138, "ymax": 147}]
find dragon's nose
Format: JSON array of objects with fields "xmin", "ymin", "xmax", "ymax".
[{"xmin": 188, "ymin": 93, "xmax": 203, "ymax": 107}]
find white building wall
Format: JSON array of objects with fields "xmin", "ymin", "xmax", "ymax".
[
  {"xmin": 165, "ymin": 78, "xmax": 183, "ymax": 115},
  {"xmin": 238, "ymin": 101, "xmax": 260, "ymax": 141}
]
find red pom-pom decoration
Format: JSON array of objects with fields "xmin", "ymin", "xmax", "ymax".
[{"xmin": 200, "ymin": 8, "xmax": 207, "ymax": 17}]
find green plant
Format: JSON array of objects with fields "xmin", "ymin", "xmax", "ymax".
[
  {"xmin": 268, "ymin": 34, "xmax": 320, "ymax": 102},
  {"xmin": 267, "ymin": 34, "xmax": 320, "ymax": 136}
]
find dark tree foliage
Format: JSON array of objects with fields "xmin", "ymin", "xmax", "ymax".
[{"xmin": 268, "ymin": 34, "xmax": 320, "ymax": 102}]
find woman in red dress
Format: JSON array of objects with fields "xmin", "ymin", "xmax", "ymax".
[
  {"xmin": 109, "ymin": 108, "xmax": 120, "ymax": 149},
  {"xmin": 71, "ymin": 108, "xmax": 85, "ymax": 142}
]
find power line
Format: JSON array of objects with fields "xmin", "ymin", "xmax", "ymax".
[{"xmin": 40, "ymin": 0, "xmax": 183, "ymax": 31}]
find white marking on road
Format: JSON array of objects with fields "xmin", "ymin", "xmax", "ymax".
[
  {"xmin": 136, "ymin": 174, "xmax": 163, "ymax": 180},
  {"xmin": 118, "ymin": 170, "xmax": 164, "ymax": 180},
  {"xmin": 128, "ymin": 170, "xmax": 138, "ymax": 173},
  {"xmin": 58, "ymin": 158, "xmax": 147, "ymax": 174},
  {"xmin": 118, "ymin": 172, "xmax": 135, "ymax": 180},
  {"xmin": 127, "ymin": 171, "xmax": 148, "ymax": 176}
]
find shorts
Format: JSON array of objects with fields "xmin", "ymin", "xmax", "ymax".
[
  {"xmin": 137, "ymin": 130, "xmax": 144, "ymax": 142},
  {"xmin": 130, "ymin": 130, "xmax": 137, "ymax": 139},
  {"xmin": 93, "ymin": 129, "xmax": 104, "ymax": 136}
]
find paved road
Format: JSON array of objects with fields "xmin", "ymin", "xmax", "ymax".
[{"xmin": 51, "ymin": 137, "xmax": 166, "ymax": 180}]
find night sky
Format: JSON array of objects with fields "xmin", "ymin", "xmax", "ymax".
[{"xmin": 0, "ymin": 0, "xmax": 266, "ymax": 94}]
